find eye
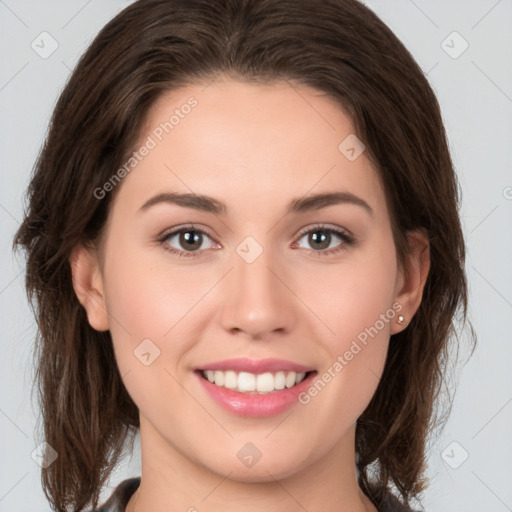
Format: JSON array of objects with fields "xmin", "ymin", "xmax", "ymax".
[
  {"xmin": 157, "ymin": 223, "xmax": 355, "ymax": 258},
  {"xmin": 158, "ymin": 225, "xmax": 218, "ymax": 258},
  {"xmin": 292, "ymin": 224, "xmax": 355, "ymax": 256}
]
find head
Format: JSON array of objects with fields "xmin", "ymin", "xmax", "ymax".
[{"xmin": 13, "ymin": 0, "xmax": 473, "ymax": 510}]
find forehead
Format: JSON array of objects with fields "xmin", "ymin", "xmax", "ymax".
[{"xmin": 111, "ymin": 78, "xmax": 387, "ymax": 221}]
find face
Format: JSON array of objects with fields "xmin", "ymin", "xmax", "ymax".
[{"xmin": 75, "ymin": 77, "xmax": 423, "ymax": 483}]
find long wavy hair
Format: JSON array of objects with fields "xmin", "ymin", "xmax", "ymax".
[{"xmin": 13, "ymin": 0, "xmax": 475, "ymax": 510}]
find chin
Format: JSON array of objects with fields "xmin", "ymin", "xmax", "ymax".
[{"xmin": 200, "ymin": 449, "xmax": 311, "ymax": 483}]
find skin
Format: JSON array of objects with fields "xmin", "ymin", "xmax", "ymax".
[{"xmin": 71, "ymin": 76, "xmax": 430, "ymax": 512}]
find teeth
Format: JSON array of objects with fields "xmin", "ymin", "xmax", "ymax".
[
  {"xmin": 214, "ymin": 371, "xmax": 225, "ymax": 387},
  {"xmin": 201, "ymin": 370, "xmax": 308, "ymax": 394},
  {"xmin": 224, "ymin": 370, "xmax": 237, "ymax": 389},
  {"xmin": 256, "ymin": 372, "xmax": 274, "ymax": 393},
  {"xmin": 274, "ymin": 371, "xmax": 286, "ymax": 390},
  {"xmin": 238, "ymin": 372, "xmax": 256, "ymax": 392},
  {"xmin": 285, "ymin": 372, "xmax": 296, "ymax": 388}
]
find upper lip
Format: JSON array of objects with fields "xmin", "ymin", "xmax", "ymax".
[{"xmin": 195, "ymin": 357, "xmax": 315, "ymax": 374}]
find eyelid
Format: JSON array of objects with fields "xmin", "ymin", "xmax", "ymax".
[
  {"xmin": 295, "ymin": 222, "xmax": 352, "ymax": 239},
  {"xmin": 157, "ymin": 223, "xmax": 214, "ymax": 240}
]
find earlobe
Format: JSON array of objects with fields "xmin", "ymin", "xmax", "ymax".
[
  {"xmin": 392, "ymin": 229, "xmax": 430, "ymax": 333},
  {"xmin": 69, "ymin": 243, "xmax": 110, "ymax": 332}
]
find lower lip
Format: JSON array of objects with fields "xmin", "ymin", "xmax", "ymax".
[{"xmin": 195, "ymin": 371, "xmax": 316, "ymax": 417}]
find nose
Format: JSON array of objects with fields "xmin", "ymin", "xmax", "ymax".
[{"xmin": 219, "ymin": 243, "xmax": 297, "ymax": 340}]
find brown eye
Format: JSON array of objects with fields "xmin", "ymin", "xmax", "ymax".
[
  {"xmin": 176, "ymin": 230, "xmax": 203, "ymax": 251},
  {"xmin": 159, "ymin": 227, "xmax": 216, "ymax": 258},
  {"xmin": 307, "ymin": 230, "xmax": 332, "ymax": 250},
  {"xmin": 293, "ymin": 225, "xmax": 355, "ymax": 256}
]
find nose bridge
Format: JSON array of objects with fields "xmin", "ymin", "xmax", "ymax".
[
  {"xmin": 234, "ymin": 235, "xmax": 284, "ymax": 304},
  {"xmin": 220, "ymin": 235, "xmax": 294, "ymax": 336}
]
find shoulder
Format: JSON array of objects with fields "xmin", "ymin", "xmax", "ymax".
[{"xmin": 94, "ymin": 477, "xmax": 141, "ymax": 512}]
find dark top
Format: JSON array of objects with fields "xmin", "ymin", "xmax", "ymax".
[{"xmin": 95, "ymin": 477, "xmax": 419, "ymax": 511}]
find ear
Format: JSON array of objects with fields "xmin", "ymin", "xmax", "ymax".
[
  {"xmin": 69, "ymin": 243, "xmax": 110, "ymax": 331},
  {"xmin": 391, "ymin": 229, "xmax": 430, "ymax": 334}
]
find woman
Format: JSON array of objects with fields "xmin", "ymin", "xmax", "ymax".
[{"xmin": 13, "ymin": 0, "xmax": 474, "ymax": 510}]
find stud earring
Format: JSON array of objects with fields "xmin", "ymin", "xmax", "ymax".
[{"xmin": 397, "ymin": 315, "xmax": 405, "ymax": 325}]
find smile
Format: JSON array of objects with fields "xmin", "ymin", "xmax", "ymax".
[{"xmin": 200, "ymin": 369, "xmax": 311, "ymax": 394}]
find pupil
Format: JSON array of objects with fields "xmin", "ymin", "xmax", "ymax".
[
  {"xmin": 310, "ymin": 231, "xmax": 330, "ymax": 250},
  {"xmin": 181, "ymin": 231, "xmax": 201, "ymax": 251}
]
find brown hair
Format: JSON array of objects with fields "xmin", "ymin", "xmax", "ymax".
[{"xmin": 13, "ymin": 0, "xmax": 475, "ymax": 510}]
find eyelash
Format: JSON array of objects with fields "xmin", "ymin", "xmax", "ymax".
[{"xmin": 157, "ymin": 223, "xmax": 355, "ymax": 259}]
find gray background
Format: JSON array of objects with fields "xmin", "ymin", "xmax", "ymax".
[{"xmin": 1, "ymin": 1, "xmax": 511, "ymax": 510}]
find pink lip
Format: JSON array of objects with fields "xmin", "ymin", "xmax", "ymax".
[
  {"xmin": 195, "ymin": 357, "xmax": 315, "ymax": 374},
  {"xmin": 195, "ymin": 370, "xmax": 316, "ymax": 417}
]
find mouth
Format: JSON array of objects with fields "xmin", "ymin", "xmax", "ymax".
[{"xmin": 196, "ymin": 369, "xmax": 317, "ymax": 394}]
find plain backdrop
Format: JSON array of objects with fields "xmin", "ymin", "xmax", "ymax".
[{"xmin": 1, "ymin": 1, "xmax": 511, "ymax": 511}]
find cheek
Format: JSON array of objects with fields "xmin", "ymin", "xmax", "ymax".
[
  {"xmin": 102, "ymin": 246, "xmax": 205, "ymax": 341},
  {"xmin": 101, "ymin": 242, "xmax": 225, "ymax": 390},
  {"xmin": 100, "ymin": 246, "xmax": 203, "ymax": 417},
  {"xmin": 298, "ymin": 236, "xmax": 397, "ymax": 414},
  {"xmin": 301, "ymin": 236, "xmax": 398, "ymax": 353}
]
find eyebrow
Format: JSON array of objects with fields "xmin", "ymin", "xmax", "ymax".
[{"xmin": 139, "ymin": 190, "xmax": 374, "ymax": 217}]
